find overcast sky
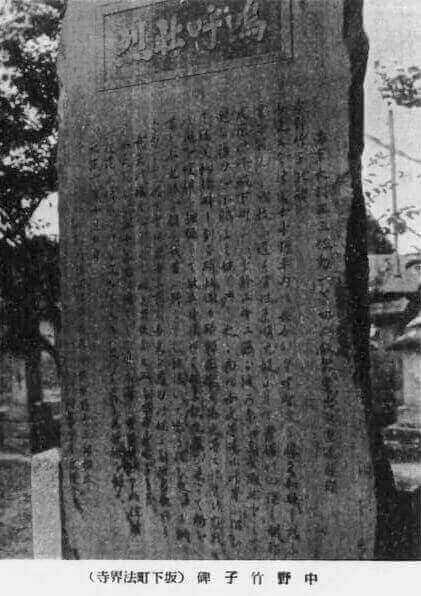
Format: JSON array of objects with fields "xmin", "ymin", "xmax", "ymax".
[{"xmin": 364, "ymin": 0, "xmax": 421, "ymax": 253}]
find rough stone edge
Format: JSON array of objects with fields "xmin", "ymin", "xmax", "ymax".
[
  {"xmin": 57, "ymin": 0, "xmax": 386, "ymax": 560},
  {"xmin": 343, "ymin": 0, "xmax": 398, "ymax": 560},
  {"xmin": 31, "ymin": 448, "xmax": 63, "ymax": 559}
]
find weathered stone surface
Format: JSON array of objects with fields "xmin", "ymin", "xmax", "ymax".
[
  {"xmin": 31, "ymin": 448, "xmax": 62, "ymax": 558},
  {"xmin": 0, "ymin": 455, "xmax": 33, "ymax": 558},
  {"xmin": 58, "ymin": 0, "xmax": 376, "ymax": 558}
]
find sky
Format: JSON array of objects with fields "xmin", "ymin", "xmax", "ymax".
[
  {"xmin": 32, "ymin": 1, "xmax": 421, "ymax": 253},
  {"xmin": 363, "ymin": 0, "xmax": 421, "ymax": 253}
]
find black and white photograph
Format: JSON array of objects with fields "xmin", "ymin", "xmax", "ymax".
[{"xmin": 0, "ymin": 0, "xmax": 420, "ymax": 571}]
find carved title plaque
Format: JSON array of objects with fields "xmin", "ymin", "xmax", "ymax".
[{"xmin": 102, "ymin": 0, "xmax": 294, "ymax": 89}]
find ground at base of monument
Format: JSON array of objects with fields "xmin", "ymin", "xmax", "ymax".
[
  {"xmin": 0, "ymin": 450, "xmax": 419, "ymax": 560},
  {"xmin": 0, "ymin": 455, "xmax": 32, "ymax": 558}
]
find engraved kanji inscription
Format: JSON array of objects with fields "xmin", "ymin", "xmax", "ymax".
[{"xmin": 102, "ymin": 0, "xmax": 293, "ymax": 89}]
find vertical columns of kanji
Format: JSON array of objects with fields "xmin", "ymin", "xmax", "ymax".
[{"xmin": 59, "ymin": 0, "xmax": 377, "ymax": 559}]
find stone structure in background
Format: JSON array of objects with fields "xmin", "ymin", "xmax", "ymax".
[
  {"xmin": 0, "ymin": 350, "xmax": 60, "ymax": 454},
  {"xmin": 391, "ymin": 315, "xmax": 421, "ymax": 423},
  {"xmin": 31, "ymin": 448, "xmax": 62, "ymax": 559},
  {"xmin": 369, "ymin": 255, "xmax": 421, "ymax": 468},
  {"xmin": 384, "ymin": 265, "xmax": 421, "ymax": 559},
  {"xmin": 386, "ymin": 321, "xmax": 421, "ymax": 469},
  {"xmin": 369, "ymin": 253, "xmax": 421, "ymax": 346},
  {"xmin": 0, "ymin": 355, "xmax": 31, "ymax": 453},
  {"xmin": 385, "ymin": 259, "xmax": 421, "ymax": 467},
  {"xmin": 59, "ymin": 0, "xmax": 377, "ymax": 558},
  {"xmin": 0, "ymin": 317, "xmax": 60, "ymax": 455},
  {"xmin": 0, "ymin": 354, "xmax": 12, "ymax": 450}
]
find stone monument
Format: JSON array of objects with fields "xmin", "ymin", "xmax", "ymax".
[{"xmin": 58, "ymin": 0, "xmax": 377, "ymax": 558}]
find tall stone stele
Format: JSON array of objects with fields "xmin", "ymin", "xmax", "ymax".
[{"xmin": 58, "ymin": 0, "xmax": 377, "ymax": 558}]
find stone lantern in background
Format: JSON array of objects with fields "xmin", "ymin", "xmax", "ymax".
[
  {"xmin": 385, "ymin": 258, "xmax": 421, "ymax": 491},
  {"xmin": 389, "ymin": 314, "xmax": 421, "ymax": 424}
]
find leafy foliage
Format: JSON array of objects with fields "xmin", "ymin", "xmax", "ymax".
[
  {"xmin": 364, "ymin": 152, "xmax": 420, "ymax": 243},
  {"xmin": 366, "ymin": 213, "xmax": 394, "ymax": 255},
  {"xmin": 363, "ymin": 62, "xmax": 421, "ymax": 250},
  {"xmin": 0, "ymin": 1, "xmax": 64, "ymax": 368},
  {"xmin": 0, "ymin": 0, "xmax": 65, "ymax": 245},
  {"xmin": 376, "ymin": 62, "xmax": 421, "ymax": 108}
]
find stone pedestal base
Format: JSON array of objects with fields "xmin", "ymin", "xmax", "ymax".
[
  {"xmin": 383, "ymin": 419, "xmax": 421, "ymax": 559},
  {"xmin": 390, "ymin": 464, "xmax": 421, "ymax": 560}
]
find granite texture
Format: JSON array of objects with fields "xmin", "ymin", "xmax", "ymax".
[
  {"xmin": 58, "ymin": 0, "xmax": 376, "ymax": 558},
  {"xmin": 31, "ymin": 448, "xmax": 62, "ymax": 558}
]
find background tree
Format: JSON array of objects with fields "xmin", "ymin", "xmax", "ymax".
[
  {"xmin": 0, "ymin": 0, "xmax": 64, "ymax": 243},
  {"xmin": 367, "ymin": 213, "xmax": 394, "ymax": 254},
  {"xmin": 363, "ymin": 63, "xmax": 421, "ymax": 252},
  {"xmin": 364, "ymin": 149, "xmax": 420, "ymax": 245},
  {"xmin": 376, "ymin": 63, "xmax": 421, "ymax": 108},
  {"xmin": 0, "ymin": 0, "xmax": 65, "ymax": 414}
]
